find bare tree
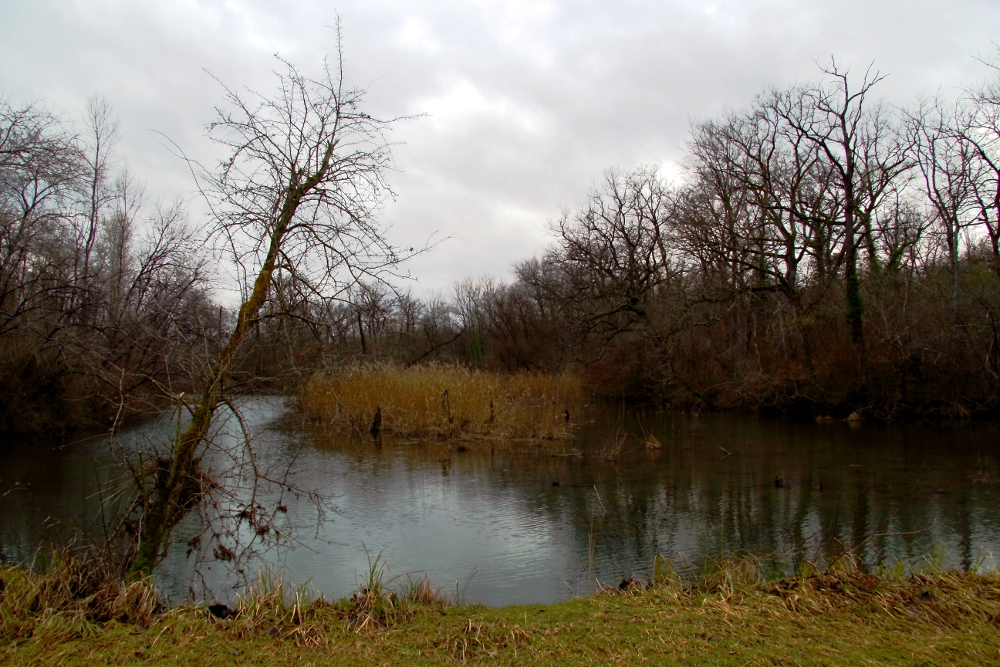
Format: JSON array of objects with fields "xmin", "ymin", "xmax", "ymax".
[
  {"xmin": 78, "ymin": 97, "xmax": 120, "ymax": 295},
  {"xmin": 687, "ymin": 63, "xmax": 913, "ymax": 345},
  {"xmin": 683, "ymin": 97, "xmax": 839, "ymax": 305},
  {"xmin": 907, "ymin": 98, "xmax": 978, "ymax": 309},
  {"xmin": 131, "ymin": 38, "xmax": 417, "ymax": 574},
  {"xmin": 551, "ymin": 166, "xmax": 676, "ymax": 350},
  {"xmin": 774, "ymin": 62, "xmax": 913, "ymax": 344},
  {"xmin": 949, "ymin": 54, "xmax": 1000, "ymax": 278},
  {"xmin": 0, "ymin": 98, "xmax": 82, "ymax": 338}
]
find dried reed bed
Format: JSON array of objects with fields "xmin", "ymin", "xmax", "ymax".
[{"xmin": 300, "ymin": 362, "xmax": 583, "ymax": 443}]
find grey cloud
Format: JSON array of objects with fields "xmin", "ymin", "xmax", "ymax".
[{"xmin": 2, "ymin": 0, "xmax": 999, "ymax": 294}]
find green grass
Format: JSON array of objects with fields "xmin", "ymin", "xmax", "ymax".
[{"xmin": 3, "ymin": 553, "xmax": 999, "ymax": 666}]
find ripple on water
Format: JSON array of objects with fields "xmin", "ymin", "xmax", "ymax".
[{"xmin": 3, "ymin": 403, "xmax": 999, "ymax": 605}]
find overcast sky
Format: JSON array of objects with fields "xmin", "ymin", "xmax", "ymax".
[{"xmin": 3, "ymin": 1, "xmax": 1000, "ymax": 296}]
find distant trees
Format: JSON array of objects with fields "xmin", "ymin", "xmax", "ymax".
[
  {"xmin": 346, "ymin": 60, "xmax": 997, "ymax": 416},
  {"xmin": 0, "ymin": 97, "xmax": 211, "ymax": 434},
  {"xmin": 549, "ymin": 167, "xmax": 676, "ymax": 348},
  {"xmin": 215, "ymin": 56, "xmax": 997, "ymax": 419},
  {"xmin": 684, "ymin": 63, "xmax": 916, "ymax": 343},
  {"xmin": 281, "ymin": 50, "xmax": 997, "ymax": 417},
  {"xmin": 953, "ymin": 64, "xmax": 1000, "ymax": 277}
]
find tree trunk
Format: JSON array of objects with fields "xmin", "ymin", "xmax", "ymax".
[
  {"xmin": 844, "ymin": 227, "xmax": 864, "ymax": 345},
  {"xmin": 131, "ymin": 189, "xmax": 297, "ymax": 575}
]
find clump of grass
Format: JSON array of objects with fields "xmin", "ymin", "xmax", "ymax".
[
  {"xmin": 301, "ymin": 362, "xmax": 583, "ymax": 443},
  {"xmin": 603, "ymin": 550, "xmax": 1000, "ymax": 632},
  {"xmin": 446, "ymin": 617, "xmax": 532, "ymax": 663},
  {"xmin": 334, "ymin": 551, "xmax": 452, "ymax": 632},
  {"xmin": 0, "ymin": 545, "xmax": 158, "ymax": 641},
  {"xmin": 699, "ymin": 553, "xmax": 766, "ymax": 595},
  {"xmin": 221, "ymin": 568, "xmax": 328, "ymax": 643},
  {"xmin": 199, "ymin": 553, "xmax": 453, "ymax": 640},
  {"xmin": 594, "ymin": 428, "xmax": 628, "ymax": 462},
  {"xmin": 748, "ymin": 551, "xmax": 1000, "ymax": 621}
]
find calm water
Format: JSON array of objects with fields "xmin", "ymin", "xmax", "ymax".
[{"xmin": 1, "ymin": 398, "xmax": 998, "ymax": 606}]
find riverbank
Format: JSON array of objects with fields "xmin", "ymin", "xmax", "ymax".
[{"xmin": 3, "ymin": 556, "xmax": 998, "ymax": 666}]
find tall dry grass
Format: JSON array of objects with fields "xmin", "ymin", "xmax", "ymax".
[
  {"xmin": 0, "ymin": 547, "xmax": 159, "ymax": 641},
  {"xmin": 300, "ymin": 362, "xmax": 583, "ymax": 442}
]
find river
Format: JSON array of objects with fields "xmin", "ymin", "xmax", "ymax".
[{"xmin": 1, "ymin": 397, "xmax": 997, "ymax": 606}]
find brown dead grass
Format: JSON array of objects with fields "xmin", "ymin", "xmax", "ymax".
[
  {"xmin": 300, "ymin": 362, "xmax": 583, "ymax": 443},
  {"xmin": 5, "ymin": 552, "xmax": 1000, "ymax": 666},
  {"xmin": 0, "ymin": 547, "xmax": 158, "ymax": 642}
]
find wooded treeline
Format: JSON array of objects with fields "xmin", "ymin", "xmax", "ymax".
[
  {"xmin": 328, "ymin": 62, "xmax": 1000, "ymax": 419},
  {"xmin": 4, "ymin": 59, "xmax": 1000, "ymax": 434},
  {"xmin": 0, "ymin": 98, "xmax": 222, "ymax": 434}
]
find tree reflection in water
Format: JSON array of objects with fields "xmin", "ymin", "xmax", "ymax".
[{"xmin": 1, "ymin": 401, "xmax": 997, "ymax": 606}]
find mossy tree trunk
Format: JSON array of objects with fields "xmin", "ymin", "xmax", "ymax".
[
  {"xmin": 132, "ymin": 178, "xmax": 300, "ymax": 574},
  {"xmin": 129, "ymin": 36, "xmax": 413, "ymax": 576}
]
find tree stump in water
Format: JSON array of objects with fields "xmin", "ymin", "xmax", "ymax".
[{"xmin": 370, "ymin": 406, "xmax": 382, "ymax": 439}]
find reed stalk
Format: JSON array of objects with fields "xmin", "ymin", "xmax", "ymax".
[{"xmin": 300, "ymin": 362, "xmax": 583, "ymax": 443}]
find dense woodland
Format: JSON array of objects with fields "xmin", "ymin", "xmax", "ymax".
[
  {"xmin": 5, "ymin": 59, "xmax": 1000, "ymax": 435},
  {"xmin": 0, "ymin": 98, "xmax": 220, "ymax": 434}
]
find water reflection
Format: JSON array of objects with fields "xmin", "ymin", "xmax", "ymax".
[{"xmin": 2, "ymin": 400, "xmax": 998, "ymax": 606}]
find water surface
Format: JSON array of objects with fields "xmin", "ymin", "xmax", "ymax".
[{"xmin": 1, "ymin": 399, "xmax": 997, "ymax": 606}]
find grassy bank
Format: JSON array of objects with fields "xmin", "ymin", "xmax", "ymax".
[
  {"xmin": 3, "ymin": 552, "xmax": 999, "ymax": 666},
  {"xmin": 300, "ymin": 363, "xmax": 583, "ymax": 444}
]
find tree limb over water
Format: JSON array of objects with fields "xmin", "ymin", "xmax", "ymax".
[{"xmin": 130, "ymin": 28, "xmax": 422, "ymax": 575}]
